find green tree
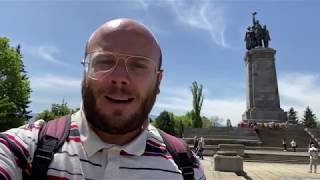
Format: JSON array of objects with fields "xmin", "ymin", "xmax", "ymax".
[
  {"xmin": 154, "ymin": 111, "xmax": 176, "ymax": 135},
  {"xmin": 184, "ymin": 111, "xmax": 193, "ymax": 127},
  {"xmin": 302, "ymin": 106, "xmax": 317, "ymax": 128},
  {"xmin": 287, "ymin": 107, "xmax": 298, "ymax": 124},
  {"xmin": 36, "ymin": 110, "xmax": 55, "ymax": 122},
  {"xmin": 0, "ymin": 96, "xmax": 16, "ymax": 119},
  {"xmin": 0, "ymin": 37, "xmax": 31, "ymax": 130},
  {"xmin": 202, "ymin": 116, "xmax": 213, "ymax": 128},
  {"xmin": 190, "ymin": 81, "xmax": 204, "ymax": 128},
  {"xmin": 172, "ymin": 113, "xmax": 192, "ymax": 137},
  {"xmin": 175, "ymin": 119, "xmax": 184, "ymax": 137},
  {"xmin": 36, "ymin": 100, "xmax": 76, "ymax": 121}
]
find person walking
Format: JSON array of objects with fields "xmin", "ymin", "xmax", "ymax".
[
  {"xmin": 290, "ymin": 139, "xmax": 297, "ymax": 152},
  {"xmin": 193, "ymin": 136, "xmax": 198, "ymax": 150},
  {"xmin": 308, "ymin": 144, "xmax": 318, "ymax": 173},
  {"xmin": 282, "ymin": 138, "xmax": 287, "ymax": 151},
  {"xmin": 198, "ymin": 137, "xmax": 205, "ymax": 160}
]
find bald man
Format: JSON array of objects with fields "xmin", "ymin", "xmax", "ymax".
[{"xmin": 0, "ymin": 19, "xmax": 205, "ymax": 180}]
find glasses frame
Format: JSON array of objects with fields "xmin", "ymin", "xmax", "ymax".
[{"xmin": 81, "ymin": 50, "xmax": 161, "ymax": 80}]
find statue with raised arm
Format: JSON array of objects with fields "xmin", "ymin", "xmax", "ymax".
[
  {"xmin": 252, "ymin": 12, "xmax": 257, "ymax": 26},
  {"xmin": 262, "ymin": 25, "xmax": 271, "ymax": 48},
  {"xmin": 246, "ymin": 12, "xmax": 270, "ymax": 50}
]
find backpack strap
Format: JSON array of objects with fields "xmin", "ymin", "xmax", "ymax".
[
  {"xmin": 31, "ymin": 115, "xmax": 71, "ymax": 179},
  {"xmin": 158, "ymin": 129, "xmax": 195, "ymax": 180}
]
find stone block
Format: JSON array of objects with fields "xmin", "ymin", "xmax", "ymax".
[
  {"xmin": 213, "ymin": 154, "xmax": 243, "ymax": 172},
  {"xmin": 218, "ymin": 144, "xmax": 245, "ymax": 156}
]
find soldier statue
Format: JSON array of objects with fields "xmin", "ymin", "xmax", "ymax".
[
  {"xmin": 253, "ymin": 20, "xmax": 263, "ymax": 47},
  {"xmin": 245, "ymin": 12, "xmax": 271, "ymax": 50},
  {"xmin": 244, "ymin": 26, "xmax": 255, "ymax": 50},
  {"xmin": 262, "ymin": 25, "xmax": 271, "ymax": 48}
]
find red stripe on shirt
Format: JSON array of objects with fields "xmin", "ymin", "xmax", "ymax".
[
  {"xmin": 146, "ymin": 140, "xmax": 166, "ymax": 149},
  {"xmin": 142, "ymin": 152, "xmax": 173, "ymax": 159},
  {"xmin": 0, "ymin": 166, "xmax": 12, "ymax": 180},
  {"xmin": 2, "ymin": 133, "xmax": 29, "ymax": 158},
  {"xmin": 67, "ymin": 137, "xmax": 81, "ymax": 142},
  {"xmin": 70, "ymin": 124, "xmax": 78, "ymax": 129},
  {"xmin": 120, "ymin": 150, "xmax": 134, "ymax": 156},
  {"xmin": 21, "ymin": 124, "xmax": 42, "ymax": 131}
]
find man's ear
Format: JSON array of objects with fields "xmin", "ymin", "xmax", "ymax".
[{"xmin": 156, "ymin": 70, "xmax": 163, "ymax": 94}]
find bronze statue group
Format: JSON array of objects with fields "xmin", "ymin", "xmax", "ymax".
[{"xmin": 245, "ymin": 12, "xmax": 271, "ymax": 50}]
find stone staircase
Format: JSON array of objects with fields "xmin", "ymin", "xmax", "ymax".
[
  {"xmin": 244, "ymin": 150, "xmax": 310, "ymax": 164},
  {"xmin": 305, "ymin": 127, "xmax": 320, "ymax": 147},
  {"xmin": 183, "ymin": 125, "xmax": 314, "ymax": 164},
  {"xmin": 183, "ymin": 127, "xmax": 262, "ymax": 146},
  {"xmin": 257, "ymin": 125, "xmax": 311, "ymax": 148}
]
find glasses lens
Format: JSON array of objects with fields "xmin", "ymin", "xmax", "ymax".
[
  {"xmin": 126, "ymin": 56, "xmax": 155, "ymax": 76},
  {"xmin": 85, "ymin": 51, "xmax": 157, "ymax": 80},
  {"xmin": 88, "ymin": 53, "xmax": 117, "ymax": 79}
]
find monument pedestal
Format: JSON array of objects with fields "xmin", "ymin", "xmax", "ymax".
[{"xmin": 242, "ymin": 48, "xmax": 286, "ymax": 122}]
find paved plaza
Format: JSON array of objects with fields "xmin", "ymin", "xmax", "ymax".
[{"xmin": 201, "ymin": 157, "xmax": 320, "ymax": 180}]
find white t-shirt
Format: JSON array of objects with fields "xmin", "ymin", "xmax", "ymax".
[{"xmin": 309, "ymin": 147, "xmax": 319, "ymax": 159}]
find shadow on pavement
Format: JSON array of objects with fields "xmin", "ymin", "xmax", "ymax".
[{"xmin": 235, "ymin": 170, "xmax": 253, "ymax": 180}]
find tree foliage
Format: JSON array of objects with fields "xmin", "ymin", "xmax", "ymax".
[
  {"xmin": 287, "ymin": 107, "xmax": 298, "ymax": 124},
  {"xmin": 0, "ymin": 37, "xmax": 31, "ymax": 131},
  {"xmin": 190, "ymin": 81, "xmax": 204, "ymax": 128},
  {"xmin": 152, "ymin": 110, "xmax": 214, "ymax": 137},
  {"xmin": 172, "ymin": 112, "xmax": 192, "ymax": 137},
  {"xmin": 202, "ymin": 116, "xmax": 213, "ymax": 128},
  {"xmin": 154, "ymin": 111, "xmax": 176, "ymax": 135},
  {"xmin": 302, "ymin": 106, "xmax": 317, "ymax": 128},
  {"xmin": 35, "ymin": 100, "xmax": 78, "ymax": 121}
]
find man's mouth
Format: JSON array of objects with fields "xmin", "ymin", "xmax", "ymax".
[{"xmin": 105, "ymin": 96, "xmax": 135, "ymax": 103}]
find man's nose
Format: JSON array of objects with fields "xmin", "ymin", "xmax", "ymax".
[{"xmin": 109, "ymin": 59, "xmax": 130, "ymax": 86}]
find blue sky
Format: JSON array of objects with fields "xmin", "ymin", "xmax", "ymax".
[{"xmin": 1, "ymin": 0, "xmax": 320, "ymax": 125}]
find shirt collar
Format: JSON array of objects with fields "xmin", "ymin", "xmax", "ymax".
[{"xmin": 75, "ymin": 103, "xmax": 148, "ymax": 157}]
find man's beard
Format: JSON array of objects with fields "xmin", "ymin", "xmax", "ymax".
[{"xmin": 82, "ymin": 80, "xmax": 158, "ymax": 135}]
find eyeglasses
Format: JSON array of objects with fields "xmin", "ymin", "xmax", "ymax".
[{"xmin": 81, "ymin": 50, "xmax": 160, "ymax": 80}]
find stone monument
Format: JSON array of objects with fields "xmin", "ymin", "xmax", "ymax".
[{"xmin": 242, "ymin": 12, "xmax": 286, "ymax": 123}]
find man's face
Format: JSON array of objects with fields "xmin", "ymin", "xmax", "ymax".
[{"xmin": 82, "ymin": 25, "xmax": 161, "ymax": 135}]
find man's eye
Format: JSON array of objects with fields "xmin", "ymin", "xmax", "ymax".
[
  {"xmin": 128, "ymin": 57, "xmax": 151, "ymax": 69},
  {"xmin": 94, "ymin": 58, "xmax": 116, "ymax": 70},
  {"xmin": 129, "ymin": 62, "xmax": 148, "ymax": 69}
]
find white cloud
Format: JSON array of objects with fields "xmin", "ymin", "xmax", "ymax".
[
  {"xmin": 169, "ymin": 0, "xmax": 227, "ymax": 47},
  {"xmin": 154, "ymin": 72, "xmax": 320, "ymax": 126},
  {"xmin": 136, "ymin": 0, "xmax": 228, "ymax": 48},
  {"xmin": 202, "ymin": 98, "xmax": 245, "ymax": 124},
  {"xmin": 24, "ymin": 44, "xmax": 71, "ymax": 66},
  {"xmin": 154, "ymin": 85, "xmax": 245, "ymax": 126},
  {"xmin": 30, "ymin": 74, "xmax": 81, "ymax": 90},
  {"xmin": 36, "ymin": 46, "xmax": 61, "ymax": 64},
  {"xmin": 29, "ymin": 74, "xmax": 82, "ymax": 112},
  {"xmin": 278, "ymin": 73, "xmax": 320, "ymax": 120}
]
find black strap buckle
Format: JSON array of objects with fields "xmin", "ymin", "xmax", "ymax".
[
  {"xmin": 33, "ymin": 147, "xmax": 54, "ymax": 164},
  {"xmin": 181, "ymin": 165, "xmax": 194, "ymax": 179}
]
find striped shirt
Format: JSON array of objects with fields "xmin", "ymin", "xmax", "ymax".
[{"xmin": 0, "ymin": 109, "xmax": 206, "ymax": 180}]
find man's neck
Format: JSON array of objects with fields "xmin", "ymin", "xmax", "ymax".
[{"xmin": 90, "ymin": 120, "xmax": 149, "ymax": 146}]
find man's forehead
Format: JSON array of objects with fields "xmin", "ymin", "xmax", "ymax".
[{"xmin": 87, "ymin": 19, "xmax": 160, "ymax": 59}]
